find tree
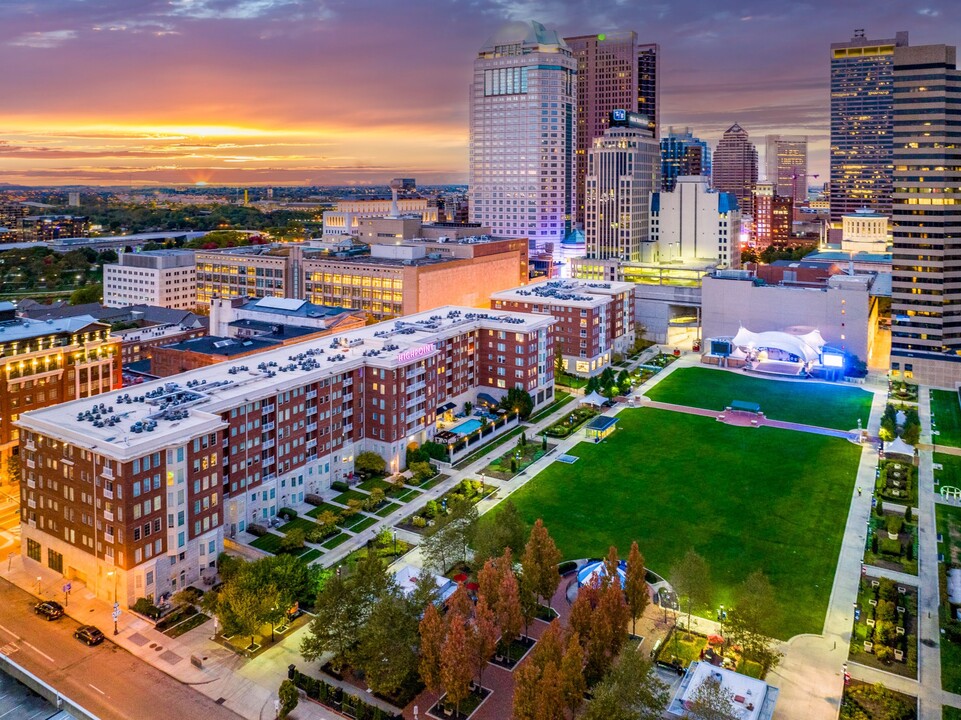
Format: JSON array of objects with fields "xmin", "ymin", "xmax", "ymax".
[
  {"xmin": 355, "ymin": 451, "xmax": 386, "ymax": 477},
  {"xmin": 521, "ymin": 519, "xmax": 562, "ymax": 609},
  {"xmin": 617, "ymin": 369, "xmax": 631, "ymax": 392},
  {"xmin": 683, "ymin": 675, "xmax": 738, "ymax": 720},
  {"xmin": 316, "ymin": 510, "xmax": 339, "ymax": 533},
  {"xmin": 511, "ymin": 622, "xmax": 566, "ymax": 720},
  {"xmin": 277, "ymin": 679, "xmax": 299, "ymax": 719},
  {"xmin": 354, "ymin": 592, "xmax": 420, "ymax": 696},
  {"xmin": 344, "ymin": 498, "xmax": 364, "ymax": 518},
  {"xmin": 670, "ymin": 549, "xmax": 712, "ymax": 631},
  {"xmin": 409, "ymin": 460, "xmax": 435, "ymax": 484},
  {"xmin": 586, "ymin": 375, "xmax": 601, "ymax": 394},
  {"xmin": 470, "ymin": 597, "xmax": 499, "ymax": 689},
  {"xmin": 559, "ymin": 632, "xmax": 586, "ymax": 718},
  {"xmin": 421, "ymin": 498, "xmax": 478, "ymax": 574},
  {"xmin": 500, "ymin": 387, "xmax": 534, "ymax": 420},
  {"xmin": 582, "ymin": 644, "xmax": 668, "ymax": 720},
  {"xmin": 410, "ymin": 571, "xmax": 441, "ymax": 614},
  {"xmin": 220, "ymin": 578, "xmax": 277, "ymax": 650},
  {"xmin": 366, "ymin": 487, "xmax": 386, "ymax": 510},
  {"xmin": 440, "ymin": 611, "xmax": 474, "ymax": 715},
  {"xmin": 279, "ymin": 528, "xmax": 306, "ymax": 553},
  {"xmin": 625, "ymin": 541, "xmax": 650, "ymax": 637},
  {"xmin": 300, "ymin": 573, "xmax": 361, "ymax": 670},
  {"xmin": 586, "ymin": 579, "xmax": 630, "ymax": 682},
  {"xmin": 497, "ymin": 563, "xmax": 524, "ymax": 661},
  {"xmin": 725, "ymin": 570, "xmax": 782, "ymax": 672},
  {"xmin": 70, "ymin": 283, "xmax": 102, "ymax": 305},
  {"xmin": 418, "ymin": 603, "xmax": 445, "ymax": 693}
]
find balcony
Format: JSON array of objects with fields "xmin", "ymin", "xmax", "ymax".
[
  {"xmin": 263, "ymin": 403, "xmax": 276, "ymax": 414},
  {"xmin": 306, "ymin": 438, "xmax": 317, "ymax": 449},
  {"xmin": 25, "ymin": 458, "xmax": 35, "ymax": 469},
  {"xmin": 306, "ymin": 390, "xmax": 317, "ymax": 399},
  {"xmin": 24, "ymin": 440, "xmax": 36, "ymax": 452},
  {"xmin": 104, "ymin": 532, "xmax": 114, "ymax": 544},
  {"xmin": 406, "ymin": 381, "xmax": 426, "ymax": 393},
  {"xmin": 103, "ymin": 510, "xmax": 114, "ymax": 522},
  {"xmin": 100, "ymin": 467, "xmax": 114, "ymax": 480},
  {"xmin": 102, "ymin": 488, "xmax": 113, "ymax": 500},
  {"xmin": 26, "ymin": 478, "xmax": 35, "ymax": 489},
  {"xmin": 306, "ymin": 422, "xmax": 318, "ymax": 432},
  {"xmin": 263, "ymin": 456, "xmax": 275, "ymax": 467},
  {"xmin": 343, "ymin": 424, "xmax": 353, "ymax": 434},
  {"xmin": 262, "ymin": 438, "xmax": 275, "ymax": 450},
  {"xmin": 343, "ymin": 393, "xmax": 353, "ymax": 403},
  {"xmin": 262, "ymin": 422, "xmax": 275, "ymax": 432},
  {"xmin": 27, "ymin": 498, "xmax": 36, "ymax": 509},
  {"xmin": 306, "ymin": 405, "xmax": 317, "ymax": 416}
]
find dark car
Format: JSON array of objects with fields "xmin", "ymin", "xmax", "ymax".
[
  {"xmin": 34, "ymin": 600, "xmax": 64, "ymax": 620},
  {"xmin": 74, "ymin": 625, "xmax": 105, "ymax": 646}
]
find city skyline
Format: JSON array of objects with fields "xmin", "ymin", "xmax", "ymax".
[{"xmin": 0, "ymin": 0, "xmax": 955, "ymax": 186}]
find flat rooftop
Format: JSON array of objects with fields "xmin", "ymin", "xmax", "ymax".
[
  {"xmin": 162, "ymin": 335, "xmax": 277, "ymax": 356},
  {"xmin": 238, "ymin": 296, "xmax": 357, "ymax": 319},
  {"xmin": 19, "ymin": 306, "xmax": 554, "ymax": 459},
  {"xmin": 492, "ymin": 279, "xmax": 634, "ymax": 307},
  {"xmin": 668, "ymin": 662, "xmax": 777, "ymax": 720}
]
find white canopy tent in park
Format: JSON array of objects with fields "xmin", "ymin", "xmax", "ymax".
[
  {"xmin": 393, "ymin": 564, "xmax": 456, "ymax": 603},
  {"xmin": 884, "ymin": 437, "xmax": 916, "ymax": 457},
  {"xmin": 581, "ymin": 391, "xmax": 607, "ymax": 406},
  {"xmin": 731, "ymin": 326, "xmax": 826, "ymax": 363}
]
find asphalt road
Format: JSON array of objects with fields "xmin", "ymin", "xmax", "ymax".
[{"xmin": 0, "ymin": 577, "xmax": 243, "ymax": 720}]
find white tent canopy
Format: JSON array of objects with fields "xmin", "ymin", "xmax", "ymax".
[
  {"xmin": 884, "ymin": 437, "xmax": 916, "ymax": 457},
  {"xmin": 581, "ymin": 391, "xmax": 607, "ymax": 406},
  {"xmin": 731, "ymin": 326, "xmax": 825, "ymax": 363}
]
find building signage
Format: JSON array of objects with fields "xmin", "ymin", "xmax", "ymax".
[{"xmin": 397, "ymin": 343, "xmax": 436, "ymax": 363}]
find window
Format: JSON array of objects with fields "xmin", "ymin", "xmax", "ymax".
[
  {"xmin": 27, "ymin": 538, "xmax": 41, "ymax": 562},
  {"xmin": 47, "ymin": 549, "xmax": 63, "ymax": 573}
]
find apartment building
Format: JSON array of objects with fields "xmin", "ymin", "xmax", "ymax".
[
  {"xmin": 491, "ymin": 279, "xmax": 635, "ymax": 376},
  {"xmin": 0, "ymin": 303, "xmax": 121, "ymax": 456},
  {"xmin": 17, "ymin": 307, "xmax": 555, "ymax": 605}
]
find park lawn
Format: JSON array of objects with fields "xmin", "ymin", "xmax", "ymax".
[
  {"xmin": 250, "ymin": 532, "xmax": 284, "ymax": 553},
  {"xmin": 322, "ymin": 533, "xmax": 350, "ymax": 549},
  {"xmin": 935, "ymin": 453, "xmax": 961, "ymax": 490},
  {"xmin": 346, "ymin": 516, "xmax": 377, "ymax": 533},
  {"xmin": 375, "ymin": 502, "xmax": 402, "ymax": 517},
  {"xmin": 278, "ymin": 517, "xmax": 319, "ymax": 535},
  {"xmin": 503, "ymin": 408, "xmax": 861, "ymax": 639},
  {"xmin": 299, "ymin": 549, "xmax": 322, "ymax": 565},
  {"xmin": 945, "ymin": 705, "xmax": 961, "ymax": 720},
  {"xmin": 357, "ymin": 477, "xmax": 390, "ymax": 492},
  {"xmin": 394, "ymin": 488, "xmax": 422, "ymax": 503},
  {"xmin": 306, "ymin": 502, "xmax": 343, "ymax": 519},
  {"xmin": 645, "ymin": 366, "xmax": 873, "ymax": 431},
  {"xmin": 333, "ymin": 489, "xmax": 368, "ymax": 505},
  {"xmin": 932, "ymin": 389, "xmax": 961, "ymax": 448}
]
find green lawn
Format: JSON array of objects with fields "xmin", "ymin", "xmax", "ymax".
[
  {"xmin": 250, "ymin": 532, "xmax": 284, "ymax": 553},
  {"xmin": 944, "ymin": 707, "xmax": 961, "ymax": 720},
  {"xmin": 322, "ymin": 533, "xmax": 350, "ymax": 549},
  {"xmin": 305, "ymin": 502, "xmax": 344, "ymax": 519},
  {"xmin": 278, "ymin": 517, "xmax": 320, "ymax": 535},
  {"xmin": 333, "ymin": 489, "xmax": 369, "ymax": 505},
  {"xmin": 935, "ymin": 453, "xmax": 961, "ymax": 489},
  {"xmin": 375, "ymin": 502, "xmax": 402, "ymax": 517},
  {"xmin": 394, "ymin": 488, "xmax": 422, "ymax": 503},
  {"xmin": 346, "ymin": 516, "xmax": 377, "ymax": 533},
  {"xmin": 504, "ymin": 408, "xmax": 862, "ymax": 639},
  {"xmin": 358, "ymin": 477, "xmax": 390, "ymax": 492},
  {"xmin": 932, "ymin": 389, "xmax": 961, "ymax": 448},
  {"xmin": 646, "ymin": 366, "xmax": 873, "ymax": 431}
]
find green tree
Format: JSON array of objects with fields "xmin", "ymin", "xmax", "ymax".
[
  {"xmin": 220, "ymin": 578, "xmax": 277, "ymax": 650},
  {"xmin": 70, "ymin": 283, "xmax": 102, "ymax": 305},
  {"xmin": 277, "ymin": 679, "xmax": 298, "ymax": 719},
  {"xmin": 500, "ymin": 387, "xmax": 534, "ymax": 420},
  {"xmin": 279, "ymin": 528, "xmax": 306, "ymax": 553},
  {"xmin": 582, "ymin": 644, "xmax": 668, "ymax": 720},
  {"xmin": 366, "ymin": 487, "xmax": 386, "ymax": 510},
  {"xmin": 421, "ymin": 498, "xmax": 478, "ymax": 574},
  {"xmin": 315, "ymin": 510, "xmax": 339, "ymax": 533},
  {"xmin": 354, "ymin": 591, "xmax": 420, "ymax": 696},
  {"xmin": 586, "ymin": 375, "xmax": 601, "ymax": 393},
  {"xmin": 725, "ymin": 570, "xmax": 782, "ymax": 672},
  {"xmin": 355, "ymin": 451, "xmax": 386, "ymax": 477},
  {"xmin": 670, "ymin": 549, "xmax": 712, "ymax": 631},
  {"xmin": 409, "ymin": 461, "xmax": 435, "ymax": 483},
  {"xmin": 300, "ymin": 573, "xmax": 361, "ymax": 670}
]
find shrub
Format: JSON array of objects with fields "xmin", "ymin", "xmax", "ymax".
[
  {"xmin": 355, "ymin": 451, "xmax": 387, "ymax": 477},
  {"xmin": 412, "ymin": 516, "xmax": 427, "ymax": 529},
  {"xmin": 904, "ymin": 506, "xmax": 912, "ymax": 523},
  {"xmin": 557, "ymin": 560, "xmax": 577, "ymax": 575},
  {"xmin": 871, "ymin": 533, "xmax": 879, "ymax": 554},
  {"xmin": 247, "ymin": 523, "xmax": 268, "ymax": 537},
  {"xmin": 906, "ymin": 542, "xmax": 914, "ymax": 561},
  {"xmin": 306, "ymin": 525, "xmax": 334, "ymax": 543},
  {"xmin": 876, "ymin": 599, "xmax": 897, "ymax": 623},
  {"xmin": 422, "ymin": 441, "xmax": 448, "ymax": 461},
  {"xmin": 280, "ymin": 528, "xmax": 306, "ymax": 553},
  {"xmin": 423, "ymin": 500, "xmax": 438, "ymax": 519},
  {"xmin": 878, "ymin": 537, "xmax": 902, "ymax": 556},
  {"xmin": 875, "ymin": 644, "xmax": 894, "ymax": 662},
  {"xmin": 886, "ymin": 515, "xmax": 904, "ymax": 536},
  {"xmin": 878, "ymin": 577, "xmax": 898, "ymax": 602},
  {"xmin": 133, "ymin": 597, "xmax": 162, "ymax": 619},
  {"xmin": 305, "ymin": 494, "xmax": 324, "ymax": 506},
  {"xmin": 875, "ymin": 498, "xmax": 884, "ymax": 516},
  {"xmin": 278, "ymin": 507, "xmax": 298, "ymax": 520},
  {"xmin": 331, "ymin": 481, "xmax": 350, "ymax": 492}
]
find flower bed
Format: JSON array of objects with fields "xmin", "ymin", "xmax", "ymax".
[
  {"xmin": 876, "ymin": 459, "xmax": 917, "ymax": 507},
  {"xmin": 544, "ymin": 407, "xmax": 598, "ymax": 438},
  {"xmin": 848, "ymin": 577, "xmax": 918, "ymax": 678},
  {"xmin": 864, "ymin": 511, "xmax": 918, "ymax": 575},
  {"xmin": 395, "ymin": 479, "xmax": 495, "ymax": 534},
  {"xmin": 840, "ymin": 680, "xmax": 916, "ymax": 720}
]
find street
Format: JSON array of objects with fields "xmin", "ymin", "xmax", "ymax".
[{"xmin": 0, "ymin": 577, "xmax": 243, "ymax": 720}]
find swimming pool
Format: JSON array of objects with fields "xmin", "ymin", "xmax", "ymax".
[{"xmin": 451, "ymin": 418, "xmax": 483, "ymax": 435}]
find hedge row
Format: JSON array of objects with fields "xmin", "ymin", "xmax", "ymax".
[{"xmin": 291, "ymin": 670, "xmax": 401, "ymax": 720}]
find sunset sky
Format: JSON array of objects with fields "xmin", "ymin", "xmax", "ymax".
[{"xmin": 0, "ymin": 0, "xmax": 955, "ymax": 187}]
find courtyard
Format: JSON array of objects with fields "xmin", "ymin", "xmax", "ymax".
[
  {"xmin": 505, "ymin": 407, "xmax": 862, "ymax": 639},
  {"xmin": 646, "ymin": 366, "xmax": 874, "ymax": 431}
]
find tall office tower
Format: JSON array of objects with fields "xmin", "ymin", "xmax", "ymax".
[
  {"xmin": 753, "ymin": 183, "xmax": 794, "ymax": 247},
  {"xmin": 660, "ymin": 127, "xmax": 711, "ymax": 191},
  {"xmin": 713, "ymin": 123, "xmax": 758, "ymax": 216},
  {"xmin": 470, "ymin": 21, "xmax": 577, "ymax": 253},
  {"xmin": 765, "ymin": 135, "xmax": 808, "ymax": 204},
  {"xmin": 565, "ymin": 33, "xmax": 659, "ymax": 226},
  {"xmin": 585, "ymin": 111, "xmax": 660, "ymax": 261},
  {"xmin": 830, "ymin": 29, "xmax": 909, "ymax": 221},
  {"xmin": 890, "ymin": 43, "xmax": 961, "ymax": 386}
]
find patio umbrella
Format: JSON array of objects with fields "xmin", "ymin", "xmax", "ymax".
[
  {"xmin": 453, "ymin": 573, "xmax": 468, "ymax": 584},
  {"xmin": 466, "ymin": 582, "xmax": 479, "ymax": 592},
  {"xmin": 708, "ymin": 634, "xmax": 724, "ymax": 645}
]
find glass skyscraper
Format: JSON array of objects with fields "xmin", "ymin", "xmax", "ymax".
[
  {"xmin": 829, "ymin": 30, "xmax": 909, "ymax": 221},
  {"xmin": 469, "ymin": 20, "xmax": 577, "ymax": 253},
  {"xmin": 660, "ymin": 127, "xmax": 711, "ymax": 192}
]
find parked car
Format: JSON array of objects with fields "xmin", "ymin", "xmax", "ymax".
[
  {"xmin": 34, "ymin": 600, "xmax": 64, "ymax": 620},
  {"xmin": 74, "ymin": 625, "xmax": 105, "ymax": 646}
]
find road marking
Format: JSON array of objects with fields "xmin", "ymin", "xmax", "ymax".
[
  {"xmin": 0, "ymin": 642, "xmax": 18, "ymax": 655},
  {"xmin": 23, "ymin": 642, "xmax": 55, "ymax": 663},
  {"xmin": 0, "ymin": 624, "xmax": 21, "ymax": 641},
  {"xmin": 88, "ymin": 684, "xmax": 106, "ymax": 696}
]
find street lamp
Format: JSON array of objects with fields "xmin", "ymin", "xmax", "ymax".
[
  {"xmin": 107, "ymin": 570, "xmax": 117, "ymax": 604},
  {"xmin": 392, "ymin": 530, "xmax": 397, "ymax": 556}
]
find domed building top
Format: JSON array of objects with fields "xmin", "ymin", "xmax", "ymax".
[{"xmin": 479, "ymin": 20, "xmax": 568, "ymax": 53}]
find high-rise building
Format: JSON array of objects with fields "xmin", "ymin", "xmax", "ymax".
[
  {"xmin": 470, "ymin": 20, "xmax": 577, "ymax": 253},
  {"xmin": 712, "ymin": 124, "xmax": 758, "ymax": 217},
  {"xmin": 584, "ymin": 112, "xmax": 660, "ymax": 262},
  {"xmin": 565, "ymin": 33, "xmax": 660, "ymax": 225},
  {"xmin": 660, "ymin": 127, "xmax": 711, "ymax": 192},
  {"xmin": 765, "ymin": 135, "xmax": 808, "ymax": 204},
  {"xmin": 103, "ymin": 250, "xmax": 197, "ymax": 310},
  {"xmin": 649, "ymin": 177, "xmax": 741, "ymax": 267},
  {"xmin": 890, "ymin": 43, "xmax": 961, "ymax": 386},
  {"xmin": 830, "ymin": 29, "xmax": 909, "ymax": 221},
  {"xmin": 753, "ymin": 183, "xmax": 794, "ymax": 247}
]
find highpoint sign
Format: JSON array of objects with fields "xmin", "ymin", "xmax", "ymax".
[{"xmin": 397, "ymin": 343, "xmax": 436, "ymax": 363}]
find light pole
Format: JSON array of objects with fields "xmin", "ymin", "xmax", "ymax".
[
  {"xmin": 36, "ymin": 576, "xmax": 41, "ymax": 594},
  {"xmin": 392, "ymin": 530, "xmax": 397, "ymax": 556},
  {"xmin": 107, "ymin": 570, "xmax": 117, "ymax": 604}
]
